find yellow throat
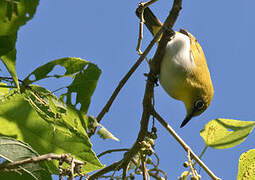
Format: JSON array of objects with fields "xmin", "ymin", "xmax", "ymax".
[{"xmin": 138, "ymin": 8, "xmax": 214, "ymax": 127}]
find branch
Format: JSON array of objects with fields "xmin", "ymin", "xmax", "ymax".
[
  {"xmin": 119, "ymin": 0, "xmax": 183, "ymax": 175},
  {"xmin": 141, "ymin": 157, "xmax": 148, "ymax": 180},
  {"xmin": 151, "ymin": 109, "xmax": 221, "ymax": 180},
  {"xmin": 87, "ymin": 160, "xmax": 122, "ymax": 180},
  {"xmin": 0, "ymin": 153, "xmax": 85, "ymax": 171},
  {"xmin": 149, "ymin": 0, "xmax": 182, "ymax": 74},
  {"xmin": 97, "ymin": 148, "xmax": 129, "ymax": 158},
  {"xmin": 90, "ymin": 0, "xmax": 183, "ymax": 178}
]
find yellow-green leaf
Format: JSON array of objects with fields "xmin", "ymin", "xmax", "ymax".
[
  {"xmin": 237, "ymin": 149, "xmax": 255, "ymax": 180},
  {"xmin": 200, "ymin": 119, "xmax": 255, "ymax": 149}
]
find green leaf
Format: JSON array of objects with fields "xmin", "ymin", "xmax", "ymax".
[
  {"xmin": 23, "ymin": 57, "xmax": 101, "ymax": 114},
  {"xmin": 200, "ymin": 118, "xmax": 255, "ymax": 149},
  {"xmin": 65, "ymin": 63, "xmax": 101, "ymax": 114},
  {"xmin": 0, "ymin": 89, "xmax": 104, "ymax": 174},
  {"xmin": 0, "ymin": 82, "xmax": 9, "ymax": 96},
  {"xmin": 0, "ymin": 137, "xmax": 52, "ymax": 180},
  {"xmin": 0, "ymin": 0, "xmax": 40, "ymax": 89},
  {"xmin": 237, "ymin": 149, "xmax": 255, "ymax": 180}
]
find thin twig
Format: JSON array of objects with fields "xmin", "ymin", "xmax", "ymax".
[
  {"xmin": 136, "ymin": 2, "xmax": 144, "ymax": 55},
  {"xmin": 68, "ymin": 156, "xmax": 75, "ymax": 180},
  {"xmin": 0, "ymin": 76, "xmax": 24, "ymax": 83},
  {"xmin": 97, "ymin": 148, "xmax": 129, "ymax": 158},
  {"xmin": 199, "ymin": 146, "xmax": 208, "ymax": 159},
  {"xmin": 151, "ymin": 149, "xmax": 160, "ymax": 167},
  {"xmin": 136, "ymin": 0, "xmax": 159, "ymax": 54},
  {"xmin": 151, "ymin": 109, "xmax": 221, "ymax": 180},
  {"xmin": 141, "ymin": 158, "xmax": 148, "ymax": 180},
  {"xmin": 149, "ymin": 168, "xmax": 168, "ymax": 180},
  {"xmin": 0, "ymin": 153, "xmax": 85, "ymax": 171},
  {"xmin": 187, "ymin": 150, "xmax": 196, "ymax": 178}
]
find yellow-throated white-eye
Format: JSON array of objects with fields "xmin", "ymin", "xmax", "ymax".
[{"xmin": 136, "ymin": 7, "xmax": 214, "ymax": 127}]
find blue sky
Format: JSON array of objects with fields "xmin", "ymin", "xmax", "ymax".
[{"xmin": 1, "ymin": 0, "xmax": 255, "ymax": 179}]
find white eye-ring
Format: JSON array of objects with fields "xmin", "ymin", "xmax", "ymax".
[{"xmin": 194, "ymin": 99, "xmax": 205, "ymax": 110}]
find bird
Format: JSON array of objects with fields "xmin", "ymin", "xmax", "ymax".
[{"xmin": 136, "ymin": 7, "xmax": 214, "ymax": 127}]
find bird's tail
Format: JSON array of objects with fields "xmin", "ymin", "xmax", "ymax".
[{"xmin": 136, "ymin": 7, "xmax": 163, "ymax": 37}]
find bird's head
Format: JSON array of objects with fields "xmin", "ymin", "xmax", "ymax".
[{"xmin": 180, "ymin": 88, "xmax": 213, "ymax": 127}]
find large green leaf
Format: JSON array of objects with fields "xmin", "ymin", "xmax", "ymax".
[
  {"xmin": 0, "ymin": 0, "xmax": 39, "ymax": 89},
  {"xmin": 237, "ymin": 149, "xmax": 255, "ymax": 180},
  {"xmin": 200, "ymin": 119, "xmax": 255, "ymax": 149},
  {"xmin": 0, "ymin": 137, "xmax": 52, "ymax": 180},
  {"xmin": 23, "ymin": 57, "xmax": 102, "ymax": 114},
  {"xmin": 0, "ymin": 89, "xmax": 104, "ymax": 174}
]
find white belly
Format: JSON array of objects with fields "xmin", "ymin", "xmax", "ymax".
[{"xmin": 159, "ymin": 32, "xmax": 195, "ymax": 100}]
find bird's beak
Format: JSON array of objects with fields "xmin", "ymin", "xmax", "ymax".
[{"xmin": 180, "ymin": 110, "xmax": 195, "ymax": 128}]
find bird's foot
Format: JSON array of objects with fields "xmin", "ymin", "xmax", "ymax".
[{"xmin": 144, "ymin": 72, "xmax": 159, "ymax": 86}]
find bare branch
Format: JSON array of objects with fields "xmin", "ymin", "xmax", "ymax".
[
  {"xmin": 136, "ymin": 2, "xmax": 144, "ymax": 55},
  {"xmin": 97, "ymin": 148, "xmax": 129, "ymax": 158},
  {"xmin": 119, "ymin": 0, "xmax": 183, "ymax": 171},
  {"xmin": 151, "ymin": 109, "xmax": 221, "ymax": 180},
  {"xmin": 87, "ymin": 160, "xmax": 122, "ymax": 180}
]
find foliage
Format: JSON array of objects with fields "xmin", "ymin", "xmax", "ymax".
[{"xmin": 0, "ymin": 1, "xmax": 105, "ymax": 176}]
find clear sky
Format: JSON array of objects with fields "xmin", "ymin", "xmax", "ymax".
[{"xmin": 1, "ymin": 0, "xmax": 255, "ymax": 179}]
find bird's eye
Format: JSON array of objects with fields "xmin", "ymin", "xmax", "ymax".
[{"xmin": 194, "ymin": 99, "xmax": 205, "ymax": 110}]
